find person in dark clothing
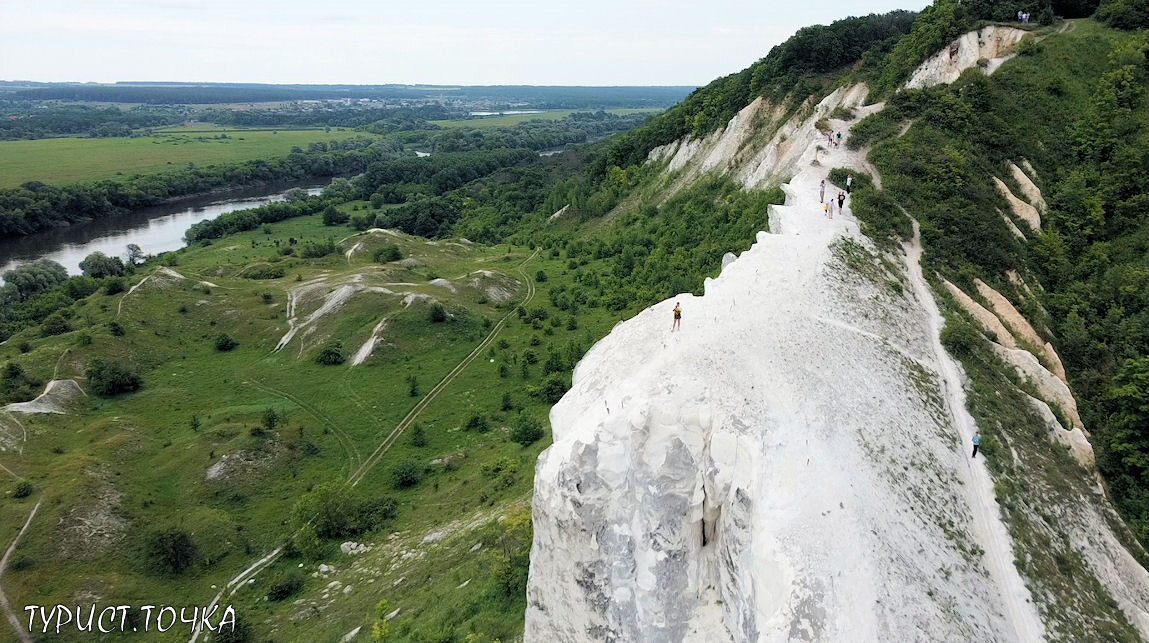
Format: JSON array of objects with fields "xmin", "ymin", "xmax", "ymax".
[{"xmin": 837, "ymin": 192, "xmax": 846, "ymax": 212}]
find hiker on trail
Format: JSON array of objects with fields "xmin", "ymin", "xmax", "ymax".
[
  {"xmin": 823, "ymin": 202, "xmax": 830, "ymax": 219},
  {"xmin": 972, "ymin": 431, "xmax": 982, "ymax": 458},
  {"xmin": 846, "ymin": 174, "xmax": 853, "ymax": 193},
  {"xmin": 836, "ymin": 131, "xmax": 842, "ymax": 146},
  {"xmin": 820, "ymin": 179, "xmax": 826, "ymax": 202},
  {"xmin": 672, "ymin": 302, "xmax": 682, "ymax": 331},
  {"xmin": 837, "ymin": 192, "xmax": 846, "ymax": 212},
  {"xmin": 828, "ymin": 200, "xmax": 835, "ymax": 218}
]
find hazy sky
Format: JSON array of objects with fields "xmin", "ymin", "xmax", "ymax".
[{"xmin": 1, "ymin": 0, "xmax": 929, "ymax": 86}]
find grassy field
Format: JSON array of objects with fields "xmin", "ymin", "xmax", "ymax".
[
  {"xmin": 430, "ymin": 107, "xmax": 660, "ymax": 129},
  {"xmin": 0, "ymin": 201, "xmax": 629, "ymax": 641},
  {"xmin": 0, "ymin": 127, "xmax": 367, "ymax": 188}
]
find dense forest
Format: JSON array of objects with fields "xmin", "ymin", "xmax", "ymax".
[
  {"xmin": 0, "ymin": 104, "xmax": 187, "ymax": 140},
  {"xmin": 197, "ymin": 104, "xmax": 449, "ymax": 129},
  {"xmin": 5, "ymin": 83, "xmax": 694, "ymax": 107}
]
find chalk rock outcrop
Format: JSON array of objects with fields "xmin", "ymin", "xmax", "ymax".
[
  {"xmin": 993, "ymin": 177, "xmax": 1041, "ymax": 231},
  {"xmin": 905, "ymin": 26, "xmax": 1029, "ymax": 89},
  {"xmin": 527, "ymin": 150, "xmax": 1039, "ymax": 640}
]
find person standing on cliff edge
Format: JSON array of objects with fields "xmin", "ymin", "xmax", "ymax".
[{"xmin": 672, "ymin": 302, "xmax": 682, "ymax": 331}]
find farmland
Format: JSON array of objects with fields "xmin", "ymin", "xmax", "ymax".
[{"xmin": 0, "ymin": 127, "xmax": 369, "ymax": 187}]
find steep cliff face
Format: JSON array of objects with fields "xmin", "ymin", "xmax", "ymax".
[
  {"xmin": 527, "ymin": 100, "xmax": 1044, "ymax": 641},
  {"xmin": 527, "ymin": 24, "xmax": 1149, "ymax": 643}
]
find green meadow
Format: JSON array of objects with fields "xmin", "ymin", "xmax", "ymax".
[
  {"xmin": 0, "ymin": 128, "xmax": 367, "ymax": 188},
  {"xmin": 0, "ymin": 201, "xmax": 626, "ymax": 641}
]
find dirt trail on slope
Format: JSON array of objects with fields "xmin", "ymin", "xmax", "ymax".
[
  {"xmin": 0, "ymin": 500, "xmax": 40, "ymax": 643},
  {"xmin": 191, "ymin": 249, "xmax": 540, "ymax": 642},
  {"xmin": 348, "ymin": 249, "xmax": 540, "ymax": 487},
  {"xmin": 903, "ymin": 221, "xmax": 1044, "ymax": 643}
]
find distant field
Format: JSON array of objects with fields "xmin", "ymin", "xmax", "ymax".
[
  {"xmin": 430, "ymin": 107, "xmax": 660, "ymax": 129},
  {"xmin": 0, "ymin": 127, "xmax": 367, "ymax": 188}
]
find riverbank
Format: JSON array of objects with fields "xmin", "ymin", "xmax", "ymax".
[{"xmin": 0, "ymin": 179, "xmax": 329, "ymax": 277}]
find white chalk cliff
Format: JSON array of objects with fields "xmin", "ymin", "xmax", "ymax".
[{"xmin": 526, "ymin": 29, "xmax": 1149, "ymax": 643}]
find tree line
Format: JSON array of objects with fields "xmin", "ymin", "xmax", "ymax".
[
  {"xmin": 183, "ymin": 147, "xmax": 536, "ymax": 242},
  {"xmin": 0, "ymin": 104, "xmax": 187, "ymax": 140},
  {"xmin": 0, "ymin": 137, "xmax": 399, "ymax": 238}
]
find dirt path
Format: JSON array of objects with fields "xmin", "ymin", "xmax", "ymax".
[
  {"xmin": 0, "ymin": 500, "xmax": 40, "ymax": 643},
  {"xmin": 242, "ymin": 379, "xmax": 362, "ymax": 480},
  {"xmin": 188, "ymin": 544, "xmax": 284, "ymax": 643},
  {"xmin": 348, "ymin": 248, "xmax": 539, "ymax": 487},
  {"xmin": 190, "ymin": 249, "xmax": 539, "ymax": 642},
  {"xmin": 902, "ymin": 220, "xmax": 1044, "ymax": 642}
]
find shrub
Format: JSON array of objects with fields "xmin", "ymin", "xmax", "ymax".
[
  {"xmin": 63, "ymin": 276, "xmax": 99, "ymax": 300},
  {"xmin": 391, "ymin": 460, "xmax": 422, "ymax": 489},
  {"xmin": 322, "ymin": 205, "xmax": 350, "ymax": 226},
  {"xmin": 261, "ymin": 408, "xmax": 282, "ymax": 432},
  {"xmin": 465, "ymin": 414, "xmax": 490, "ymax": 433},
  {"xmin": 429, "ymin": 303, "xmax": 448, "ymax": 323},
  {"xmin": 40, "ymin": 313, "xmax": 69, "ymax": 337},
  {"xmin": 266, "ymin": 573, "xmax": 304, "ymax": 602},
  {"xmin": 354, "ymin": 496, "xmax": 397, "ymax": 527},
  {"xmin": 108, "ymin": 320, "xmax": 125, "ymax": 337},
  {"xmin": 407, "ymin": 374, "xmax": 419, "ymax": 397},
  {"xmin": 12, "ymin": 479, "xmax": 33, "ymax": 498},
  {"xmin": 79, "ymin": 252, "xmax": 125, "ymax": 278},
  {"xmin": 410, "ymin": 424, "xmax": 427, "ymax": 447},
  {"xmin": 535, "ymin": 270, "xmax": 548, "ymax": 283},
  {"xmin": 301, "ymin": 238, "xmax": 338, "ymax": 258},
  {"xmin": 215, "ymin": 334, "xmax": 239, "ymax": 351},
  {"xmin": 1015, "ymin": 37, "xmax": 1041, "ymax": 57},
  {"xmin": 144, "ymin": 527, "xmax": 199, "ymax": 574},
  {"xmin": 373, "ymin": 244, "xmax": 403, "ymax": 263},
  {"xmin": 315, "ymin": 342, "xmax": 345, "ymax": 365},
  {"xmin": 538, "ymin": 375, "xmax": 570, "ymax": 404},
  {"xmin": 244, "ymin": 265, "xmax": 286, "ymax": 280},
  {"xmin": 543, "ymin": 351, "xmax": 565, "ymax": 375},
  {"xmin": 512, "ymin": 414, "xmax": 545, "ymax": 446},
  {"xmin": 87, "ymin": 359, "xmax": 143, "ymax": 397},
  {"xmin": 940, "ymin": 313, "xmax": 984, "ymax": 359},
  {"xmin": 104, "ymin": 277, "xmax": 126, "ymax": 295},
  {"xmin": 846, "ymin": 107, "xmax": 904, "ymax": 150},
  {"xmin": 1097, "ymin": 0, "xmax": 1149, "ymax": 29},
  {"xmin": 350, "ymin": 214, "xmax": 374, "ymax": 231}
]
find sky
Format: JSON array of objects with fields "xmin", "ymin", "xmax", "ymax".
[{"xmin": 0, "ymin": 0, "xmax": 930, "ymax": 87}]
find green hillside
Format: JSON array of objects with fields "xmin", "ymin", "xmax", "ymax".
[{"xmin": 4, "ymin": 0, "xmax": 1149, "ymax": 641}]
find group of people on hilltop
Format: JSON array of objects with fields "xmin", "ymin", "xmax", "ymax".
[
  {"xmin": 818, "ymin": 175, "xmax": 852, "ymax": 219},
  {"xmin": 1017, "ymin": 10, "xmax": 1031, "ymax": 23}
]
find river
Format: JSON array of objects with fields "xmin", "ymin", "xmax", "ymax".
[{"xmin": 0, "ymin": 180, "xmax": 329, "ymax": 278}]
